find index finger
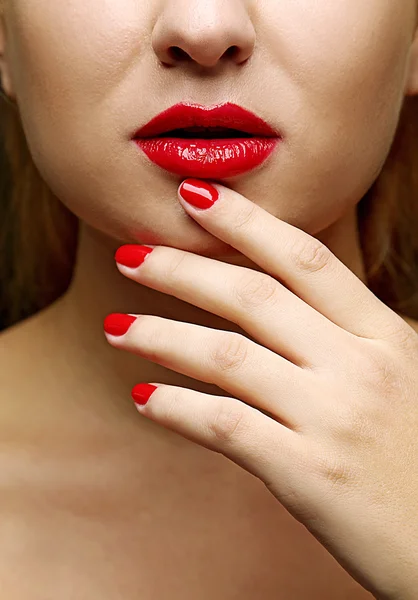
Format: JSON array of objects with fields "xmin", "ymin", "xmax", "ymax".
[{"xmin": 177, "ymin": 179, "xmax": 406, "ymax": 341}]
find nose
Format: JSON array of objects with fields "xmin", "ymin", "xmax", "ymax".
[{"xmin": 152, "ymin": 0, "xmax": 256, "ymax": 69}]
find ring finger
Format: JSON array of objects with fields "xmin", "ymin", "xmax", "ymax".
[{"xmin": 104, "ymin": 313, "xmax": 319, "ymax": 429}]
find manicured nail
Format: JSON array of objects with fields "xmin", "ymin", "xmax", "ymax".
[
  {"xmin": 115, "ymin": 245, "xmax": 154, "ymax": 268},
  {"xmin": 178, "ymin": 179, "xmax": 219, "ymax": 209},
  {"xmin": 131, "ymin": 383, "xmax": 158, "ymax": 406},
  {"xmin": 104, "ymin": 313, "xmax": 137, "ymax": 336}
]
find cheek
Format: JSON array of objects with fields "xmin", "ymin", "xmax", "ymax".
[
  {"xmin": 8, "ymin": 1, "xmax": 142, "ymax": 98},
  {"xmin": 6, "ymin": 0, "xmax": 143, "ymax": 158},
  {"xmin": 262, "ymin": 1, "xmax": 413, "ymax": 231},
  {"xmin": 4, "ymin": 0, "xmax": 152, "ymax": 231},
  {"xmin": 268, "ymin": 1, "xmax": 413, "ymax": 103}
]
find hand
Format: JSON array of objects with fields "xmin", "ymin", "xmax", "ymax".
[{"xmin": 104, "ymin": 179, "xmax": 418, "ymax": 600}]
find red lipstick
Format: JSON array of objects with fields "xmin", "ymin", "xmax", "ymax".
[{"xmin": 132, "ymin": 102, "xmax": 281, "ymax": 179}]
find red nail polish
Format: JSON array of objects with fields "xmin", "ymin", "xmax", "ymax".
[
  {"xmin": 131, "ymin": 383, "xmax": 158, "ymax": 406},
  {"xmin": 104, "ymin": 313, "xmax": 137, "ymax": 336},
  {"xmin": 115, "ymin": 245, "xmax": 154, "ymax": 268},
  {"xmin": 179, "ymin": 179, "xmax": 219, "ymax": 209}
]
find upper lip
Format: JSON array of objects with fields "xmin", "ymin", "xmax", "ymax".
[{"xmin": 133, "ymin": 102, "xmax": 280, "ymax": 138}]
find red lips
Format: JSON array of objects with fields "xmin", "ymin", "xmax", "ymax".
[
  {"xmin": 132, "ymin": 102, "xmax": 281, "ymax": 178},
  {"xmin": 133, "ymin": 102, "xmax": 280, "ymax": 138}
]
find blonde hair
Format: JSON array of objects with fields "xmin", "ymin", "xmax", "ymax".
[{"xmin": 0, "ymin": 91, "xmax": 418, "ymax": 329}]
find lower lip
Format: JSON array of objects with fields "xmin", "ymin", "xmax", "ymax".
[{"xmin": 133, "ymin": 137, "xmax": 280, "ymax": 178}]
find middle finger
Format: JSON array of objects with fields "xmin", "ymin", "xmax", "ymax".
[{"xmin": 115, "ymin": 244, "xmax": 350, "ymax": 370}]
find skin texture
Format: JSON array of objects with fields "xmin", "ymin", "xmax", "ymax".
[
  {"xmin": 0, "ymin": 1, "xmax": 418, "ymax": 598},
  {"xmin": 107, "ymin": 185, "xmax": 418, "ymax": 598}
]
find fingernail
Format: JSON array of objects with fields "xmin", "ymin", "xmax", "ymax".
[
  {"xmin": 131, "ymin": 383, "xmax": 158, "ymax": 406},
  {"xmin": 104, "ymin": 313, "xmax": 138, "ymax": 336},
  {"xmin": 179, "ymin": 179, "xmax": 219, "ymax": 210},
  {"xmin": 115, "ymin": 245, "xmax": 154, "ymax": 268}
]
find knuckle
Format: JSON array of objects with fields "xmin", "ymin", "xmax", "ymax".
[
  {"xmin": 358, "ymin": 344, "xmax": 401, "ymax": 397},
  {"xmin": 231, "ymin": 203, "xmax": 258, "ymax": 235},
  {"xmin": 330, "ymin": 396, "xmax": 382, "ymax": 452},
  {"xmin": 208, "ymin": 398, "xmax": 248, "ymax": 442},
  {"xmin": 316, "ymin": 452, "xmax": 355, "ymax": 489},
  {"xmin": 233, "ymin": 271, "xmax": 279, "ymax": 311},
  {"xmin": 211, "ymin": 332, "xmax": 250, "ymax": 374},
  {"xmin": 290, "ymin": 236, "xmax": 333, "ymax": 275},
  {"xmin": 382, "ymin": 319, "xmax": 418, "ymax": 352},
  {"xmin": 164, "ymin": 251, "xmax": 189, "ymax": 282}
]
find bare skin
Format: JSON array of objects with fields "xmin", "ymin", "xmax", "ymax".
[
  {"xmin": 0, "ymin": 219, "xmax": 416, "ymax": 598},
  {"xmin": 1, "ymin": 0, "xmax": 418, "ymax": 597}
]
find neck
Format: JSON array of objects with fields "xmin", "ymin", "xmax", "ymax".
[{"xmin": 51, "ymin": 205, "xmax": 366, "ymax": 403}]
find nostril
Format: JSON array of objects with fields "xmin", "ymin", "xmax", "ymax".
[
  {"xmin": 224, "ymin": 45, "xmax": 239, "ymax": 59},
  {"xmin": 169, "ymin": 46, "xmax": 189, "ymax": 61}
]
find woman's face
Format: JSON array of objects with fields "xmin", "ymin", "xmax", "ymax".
[{"xmin": 1, "ymin": 1, "xmax": 418, "ymax": 255}]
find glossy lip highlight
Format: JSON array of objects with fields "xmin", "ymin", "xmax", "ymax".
[{"xmin": 132, "ymin": 102, "xmax": 282, "ymax": 178}]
